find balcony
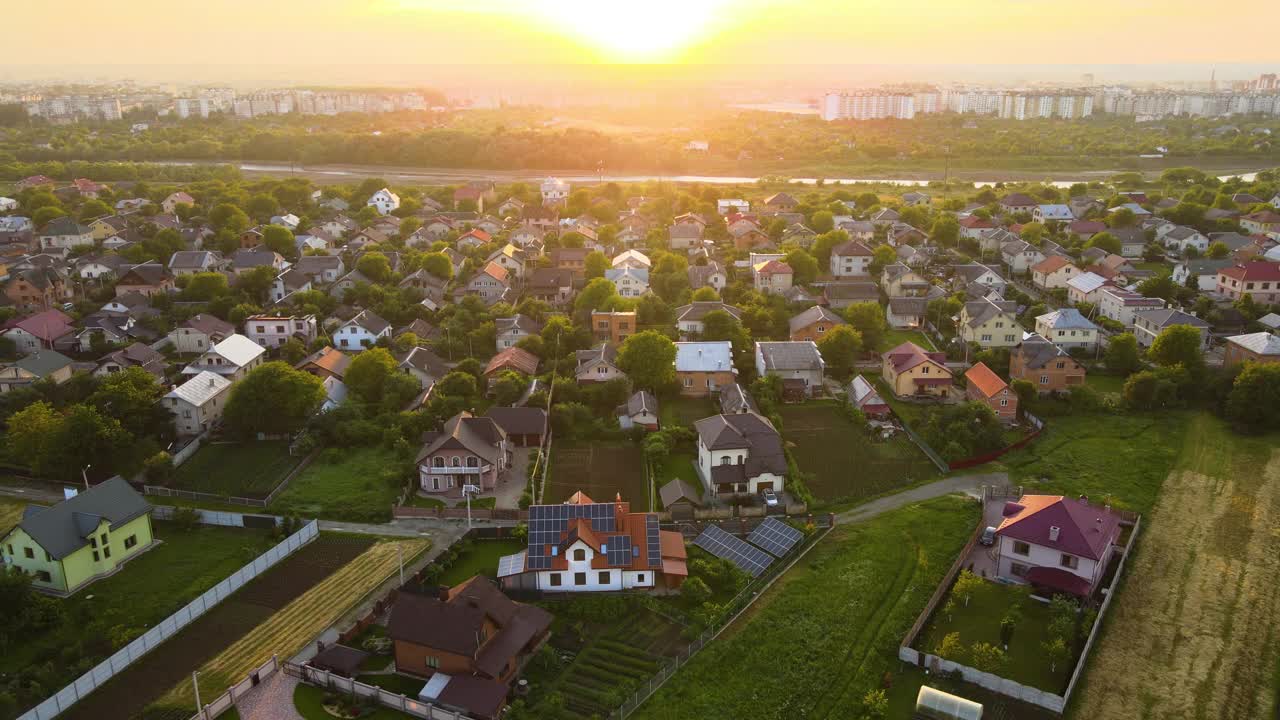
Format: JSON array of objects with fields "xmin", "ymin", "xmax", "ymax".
[{"xmin": 421, "ymin": 464, "xmax": 491, "ymax": 475}]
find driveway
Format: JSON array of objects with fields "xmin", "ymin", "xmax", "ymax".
[
  {"xmin": 835, "ymin": 471, "xmax": 1008, "ymax": 525},
  {"xmin": 236, "ymin": 670, "xmax": 303, "ymax": 720},
  {"xmin": 493, "ymin": 447, "xmax": 532, "ymax": 510}
]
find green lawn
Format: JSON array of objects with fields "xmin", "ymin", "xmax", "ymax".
[
  {"xmin": 780, "ymin": 400, "xmax": 939, "ymax": 505},
  {"xmin": 0, "ymin": 522, "xmax": 275, "ymax": 704},
  {"xmin": 1083, "ymin": 372, "xmax": 1128, "ymax": 397},
  {"xmin": 169, "ymin": 441, "xmax": 302, "ymax": 499},
  {"xmin": 436, "ymin": 539, "xmax": 526, "ymax": 587},
  {"xmin": 917, "ymin": 581, "xmax": 1067, "ymax": 693},
  {"xmin": 995, "ymin": 411, "xmax": 1192, "ymax": 513},
  {"xmin": 633, "ymin": 496, "xmax": 980, "ymax": 720},
  {"xmin": 270, "ymin": 447, "xmax": 403, "ymax": 523},
  {"xmin": 355, "ymin": 673, "xmax": 426, "ymax": 696},
  {"xmin": 293, "ymin": 683, "xmax": 415, "ymax": 720},
  {"xmin": 659, "ymin": 395, "xmax": 718, "ymax": 431},
  {"xmin": 879, "ymin": 328, "xmax": 937, "ymax": 352},
  {"xmin": 401, "ymin": 494, "xmax": 446, "ymax": 509}
]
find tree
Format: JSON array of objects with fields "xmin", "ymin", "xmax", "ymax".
[
  {"xmin": 210, "ymin": 203, "xmax": 250, "ymax": 233},
  {"xmin": 784, "ymin": 249, "xmax": 818, "ymax": 286},
  {"xmin": 573, "ymin": 277, "xmax": 621, "ymax": 323},
  {"xmin": 6, "ymin": 401, "xmax": 62, "ymax": 476},
  {"xmin": 435, "ymin": 371, "xmax": 479, "ymax": 401},
  {"xmin": 816, "ymin": 325, "xmax": 863, "ymax": 379},
  {"xmin": 261, "ymin": 224, "xmax": 295, "ymax": 258},
  {"xmin": 236, "ymin": 266, "xmax": 276, "ymax": 303},
  {"xmin": 1085, "ymin": 231, "xmax": 1121, "ymax": 254},
  {"xmin": 1020, "ymin": 222, "xmax": 1046, "ymax": 246},
  {"xmin": 492, "ymin": 371, "xmax": 527, "ymax": 406},
  {"xmin": 1107, "ymin": 207, "xmax": 1136, "ymax": 228},
  {"xmin": 1148, "ymin": 324, "xmax": 1205, "ymax": 373},
  {"xmin": 33, "ymin": 206, "xmax": 66, "ymax": 227},
  {"xmin": 843, "ymin": 302, "xmax": 887, "ymax": 351},
  {"xmin": 357, "ymin": 251, "xmax": 392, "ymax": 283},
  {"xmin": 930, "ymin": 215, "xmax": 960, "ymax": 247},
  {"xmin": 951, "ymin": 569, "xmax": 982, "ymax": 608},
  {"xmin": 869, "ymin": 245, "xmax": 897, "ymax": 276},
  {"xmin": 89, "ymin": 367, "xmax": 171, "ymax": 440},
  {"xmin": 1205, "ymin": 241, "xmax": 1230, "ymax": 259},
  {"xmin": 1225, "ymin": 362, "xmax": 1280, "ymax": 433},
  {"xmin": 1104, "ymin": 333, "xmax": 1142, "ymax": 374},
  {"xmin": 1042, "ymin": 636, "xmax": 1069, "ymax": 673},
  {"xmin": 247, "ymin": 193, "xmax": 280, "ymax": 219},
  {"xmin": 583, "ymin": 251, "xmax": 610, "ymax": 280},
  {"xmin": 78, "ymin": 199, "xmax": 111, "ymax": 220},
  {"xmin": 935, "ymin": 631, "xmax": 964, "ymax": 660},
  {"xmin": 810, "ymin": 210, "xmax": 834, "ymax": 233},
  {"xmin": 967, "ymin": 642, "xmax": 1007, "ymax": 674},
  {"xmin": 860, "ymin": 689, "xmax": 888, "ymax": 720},
  {"xmin": 279, "ymin": 337, "xmax": 308, "ymax": 365},
  {"xmin": 222, "ymin": 362, "xmax": 326, "ymax": 438},
  {"xmin": 344, "ymin": 347, "xmax": 399, "ymax": 405},
  {"xmin": 691, "ymin": 286, "xmax": 719, "ymax": 301},
  {"xmin": 1011, "ymin": 378, "xmax": 1036, "ymax": 420},
  {"xmin": 616, "ymin": 331, "xmax": 677, "ymax": 391},
  {"xmin": 421, "ymin": 252, "xmax": 454, "ymax": 281},
  {"xmin": 1136, "ymin": 274, "xmax": 1178, "ymax": 303}
]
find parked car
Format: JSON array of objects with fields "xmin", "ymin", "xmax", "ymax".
[
  {"xmin": 761, "ymin": 489, "xmax": 779, "ymax": 507},
  {"xmin": 980, "ymin": 526, "xmax": 996, "ymax": 546}
]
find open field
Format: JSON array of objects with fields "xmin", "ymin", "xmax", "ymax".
[
  {"xmin": 270, "ymin": 447, "xmax": 401, "ymax": 523},
  {"xmin": 879, "ymin": 328, "xmax": 937, "ymax": 352},
  {"xmin": 3, "ymin": 522, "xmax": 275, "ymax": 718},
  {"xmin": 58, "ymin": 535, "xmax": 375, "ymax": 720},
  {"xmin": 0, "ymin": 496, "xmax": 26, "ymax": 533},
  {"xmin": 658, "ymin": 395, "xmax": 717, "ymax": 431},
  {"xmin": 436, "ymin": 538, "xmax": 525, "ymax": 586},
  {"xmin": 169, "ymin": 441, "xmax": 302, "ymax": 498},
  {"xmin": 633, "ymin": 496, "xmax": 988, "ymax": 720},
  {"xmin": 779, "ymin": 401, "xmax": 939, "ymax": 505},
  {"xmin": 1070, "ymin": 414, "xmax": 1280, "ymax": 720},
  {"xmin": 545, "ymin": 441, "xmax": 648, "ymax": 509}
]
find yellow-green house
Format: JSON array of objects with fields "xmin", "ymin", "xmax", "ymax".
[{"xmin": 1, "ymin": 477, "xmax": 155, "ymax": 596}]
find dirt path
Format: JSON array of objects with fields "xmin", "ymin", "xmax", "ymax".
[
  {"xmin": 834, "ymin": 472, "xmax": 1004, "ymax": 525},
  {"xmin": 1072, "ymin": 417, "xmax": 1280, "ymax": 720}
]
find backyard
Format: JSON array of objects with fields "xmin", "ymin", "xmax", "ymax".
[
  {"xmin": 633, "ymin": 496, "xmax": 988, "ymax": 720},
  {"xmin": 544, "ymin": 441, "xmax": 648, "ymax": 509},
  {"xmin": 168, "ymin": 440, "xmax": 303, "ymax": 498},
  {"xmin": 878, "ymin": 327, "xmax": 938, "ymax": 352},
  {"xmin": 270, "ymin": 447, "xmax": 404, "ymax": 522},
  {"xmin": 658, "ymin": 395, "xmax": 718, "ymax": 431},
  {"xmin": 778, "ymin": 401, "xmax": 939, "ymax": 507},
  {"xmin": 435, "ymin": 538, "xmax": 526, "ymax": 586}
]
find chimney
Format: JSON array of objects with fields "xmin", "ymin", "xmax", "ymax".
[{"xmin": 1049, "ymin": 526, "xmax": 1060, "ymax": 542}]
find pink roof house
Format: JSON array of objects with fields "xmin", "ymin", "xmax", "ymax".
[{"xmin": 993, "ymin": 495, "xmax": 1123, "ymax": 597}]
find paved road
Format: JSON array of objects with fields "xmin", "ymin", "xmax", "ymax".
[{"xmin": 835, "ymin": 471, "xmax": 1008, "ymax": 525}]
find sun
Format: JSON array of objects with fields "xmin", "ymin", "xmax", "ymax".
[{"xmin": 530, "ymin": 0, "xmax": 729, "ymax": 60}]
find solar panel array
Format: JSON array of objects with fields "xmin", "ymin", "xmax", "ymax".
[
  {"xmin": 604, "ymin": 535, "xmax": 633, "ymax": 566},
  {"xmin": 747, "ymin": 518, "xmax": 804, "ymax": 557},
  {"xmin": 693, "ymin": 525, "xmax": 773, "ymax": 577},
  {"xmin": 645, "ymin": 515, "xmax": 662, "ymax": 568},
  {"xmin": 526, "ymin": 502, "xmax": 617, "ymax": 570},
  {"xmin": 496, "ymin": 551, "xmax": 526, "ymax": 578}
]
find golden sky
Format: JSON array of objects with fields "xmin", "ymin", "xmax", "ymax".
[{"xmin": 5, "ymin": 0, "xmax": 1279, "ymax": 68}]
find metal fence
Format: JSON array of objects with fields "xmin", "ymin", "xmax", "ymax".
[
  {"xmin": 17, "ymin": 521, "xmax": 319, "ymax": 720},
  {"xmin": 285, "ymin": 662, "xmax": 477, "ymax": 720},
  {"xmin": 611, "ymin": 523, "xmax": 835, "ymax": 719},
  {"xmin": 151, "ymin": 505, "xmax": 284, "ymax": 528},
  {"xmin": 187, "ymin": 656, "xmax": 280, "ymax": 720}
]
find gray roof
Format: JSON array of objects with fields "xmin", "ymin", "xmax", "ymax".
[
  {"xmin": 1258, "ymin": 313, "xmax": 1280, "ymax": 329},
  {"xmin": 12, "ymin": 350, "xmax": 74, "ymax": 377},
  {"xmin": 496, "ymin": 314, "xmax": 542, "ymax": 336},
  {"xmin": 1181, "ymin": 258, "xmax": 1235, "ymax": 276},
  {"xmin": 963, "ymin": 298, "xmax": 1017, "ymax": 328},
  {"xmin": 295, "ymin": 255, "xmax": 343, "ymax": 273},
  {"xmin": 1015, "ymin": 334, "xmax": 1074, "ymax": 370},
  {"xmin": 675, "ymin": 342, "xmax": 735, "ymax": 372},
  {"xmin": 658, "ymin": 478, "xmax": 701, "ymax": 508},
  {"xmin": 168, "ymin": 250, "xmax": 221, "ymax": 270},
  {"xmin": 1037, "ymin": 308, "xmax": 1098, "ymax": 330},
  {"xmin": 789, "ymin": 306, "xmax": 844, "ymax": 334},
  {"xmin": 1165, "ymin": 226, "xmax": 1202, "ymax": 241},
  {"xmin": 415, "ymin": 412, "xmax": 504, "ymax": 465},
  {"xmin": 167, "ymin": 370, "xmax": 233, "ymax": 406},
  {"xmin": 1226, "ymin": 332, "xmax": 1280, "ymax": 355},
  {"xmin": 756, "ymin": 341, "xmax": 823, "ymax": 371},
  {"xmin": 1207, "ymin": 232, "xmax": 1254, "ymax": 251},
  {"xmin": 675, "ymin": 301, "xmax": 741, "ymax": 323},
  {"xmin": 346, "ymin": 309, "xmax": 391, "ymax": 335},
  {"xmin": 693, "ymin": 413, "xmax": 787, "ymax": 478},
  {"xmin": 620, "ymin": 390, "xmax": 658, "ymax": 418},
  {"xmin": 888, "ymin": 297, "xmax": 928, "ymax": 316},
  {"xmin": 718, "ymin": 383, "xmax": 757, "ymax": 415},
  {"xmin": 824, "ymin": 282, "xmax": 879, "ymax": 301},
  {"xmin": 1135, "ymin": 308, "xmax": 1209, "ymax": 330},
  {"xmin": 14, "ymin": 477, "xmax": 151, "ymax": 560},
  {"xmin": 952, "ymin": 263, "xmax": 1001, "ymax": 283}
]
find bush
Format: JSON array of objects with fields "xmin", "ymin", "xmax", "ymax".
[{"xmin": 170, "ymin": 506, "xmax": 200, "ymax": 531}]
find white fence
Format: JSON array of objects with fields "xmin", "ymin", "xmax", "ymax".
[
  {"xmin": 189, "ymin": 656, "xmax": 280, "ymax": 720},
  {"xmin": 152, "ymin": 505, "xmax": 282, "ymax": 527},
  {"xmin": 897, "ymin": 647, "xmax": 1067, "ymax": 713},
  {"xmin": 287, "ymin": 663, "xmax": 477, "ymax": 720},
  {"xmin": 171, "ymin": 431, "xmax": 208, "ymax": 467},
  {"xmin": 17, "ymin": 521, "xmax": 319, "ymax": 720}
]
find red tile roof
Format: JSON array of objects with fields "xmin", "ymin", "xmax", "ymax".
[
  {"xmin": 1218, "ymin": 261, "xmax": 1280, "ymax": 282},
  {"xmin": 958, "ymin": 216, "xmax": 994, "ymax": 229},
  {"xmin": 9, "ymin": 309, "xmax": 74, "ymax": 342},
  {"xmin": 996, "ymin": 495, "xmax": 1121, "ymax": 561},
  {"xmin": 1032, "ymin": 255, "xmax": 1074, "ymax": 274},
  {"xmin": 484, "ymin": 346, "xmax": 539, "ymax": 376},
  {"xmin": 964, "ymin": 362, "xmax": 1008, "ymax": 399},
  {"xmin": 755, "ymin": 260, "xmax": 792, "ymax": 275},
  {"xmin": 884, "ymin": 341, "xmax": 949, "ymax": 374}
]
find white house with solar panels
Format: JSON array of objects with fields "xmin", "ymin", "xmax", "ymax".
[{"xmin": 496, "ymin": 491, "xmax": 688, "ymax": 593}]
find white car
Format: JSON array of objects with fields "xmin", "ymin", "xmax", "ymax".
[{"xmin": 761, "ymin": 489, "xmax": 779, "ymax": 507}]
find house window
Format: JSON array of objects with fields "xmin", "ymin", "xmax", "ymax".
[
  {"xmin": 1056, "ymin": 362, "xmax": 1065, "ymax": 369},
  {"xmin": 573, "ymin": 549, "xmax": 586, "ymax": 562},
  {"xmin": 574, "ymin": 572, "xmax": 587, "ymax": 586},
  {"xmin": 100, "ymin": 533, "xmax": 108, "ymax": 546},
  {"xmin": 24, "ymin": 547, "xmax": 34, "ymax": 559},
  {"xmin": 124, "ymin": 535, "xmax": 137, "ymax": 550},
  {"xmin": 451, "ymin": 457, "xmax": 461, "ymax": 467},
  {"xmin": 1012, "ymin": 541, "xmax": 1030, "ymax": 556},
  {"xmin": 1010, "ymin": 562, "xmax": 1030, "ymax": 577},
  {"xmin": 683, "ymin": 377, "xmax": 692, "ymax": 387},
  {"xmin": 426, "ymin": 656, "xmax": 440, "ymax": 669},
  {"xmin": 1040, "ymin": 375, "xmax": 1050, "ymax": 384},
  {"xmin": 598, "ymin": 571, "xmax": 610, "ymax": 584},
  {"xmin": 93, "ymin": 551, "xmax": 99, "ymax": 562},
  {"xmin": 1000, "ymin": 399, "xmax": 1009, "ymax": 407},
  {"xmin": 103, "ymin": 546, "xmax": 111, "ymax": 559},
  {"xmin": 1060, "ymin": 554, "xmax": 1079, "ymax": 570},
  {"xmin": 4, "ymin": 544, "xmax": 9, "ymax": 555},
  {"xmin": 90, "ymin": 537, "xmax": 97, "ymax": 548},
  {"xmin": 549, "ymin": 573, "xmax": 562, "ymax": 587},
  {"xmin": 637, "ymin": 573, "xmax": 646, "ymax": 584},
  {"xmin": 36, "ymin": 570, "xmax": 51, "ymax": 582}
]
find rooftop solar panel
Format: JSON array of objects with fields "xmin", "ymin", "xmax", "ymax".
[
  {"xmin": 645, "ymin": 515, "xmax": 662, "ymax": 568},
  {"xmin": 605, "ymin": 535, "xmax": 633, "ymax": 566},
  {"xmin": 496, "ymin": 551, "xmax": 526, "ymax": 578},
  {"xmin": 747, "ymin": 518, "xmax": 804, "ymax": 557},
  {"xmin": 692, "ymin": 525, "xmax": 773, "ymax": 577},
  {"xmin": 525, "ymin": 501, "xmax": 619, "ymax": 570}
]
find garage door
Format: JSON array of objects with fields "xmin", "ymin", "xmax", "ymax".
[{"xmin": 757, "ymin": 482, "xmax": 774, "ymax": 491}]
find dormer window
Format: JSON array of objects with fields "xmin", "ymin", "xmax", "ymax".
[{"xmin": 573, "ymin": 548, "xmax": 586, "ymax": 561}]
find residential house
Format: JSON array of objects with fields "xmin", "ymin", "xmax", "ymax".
[
  {"xmin": 328, "ymin": 269, "xmax": 371, "ymax": 299},
  {"xmin": 1030, "ymin": 256, "xmax": 1079, "ymax": 291},
  {"xmin": 87, "ymin": 215, "xmax": 127, "ymax": 241},
  {"xmin": 541, "ymin": 177, "xmax": 569, "ymax": 207},
  {"xmin": 838, "ymin": 220, "xmax": 875, "ymax": 243},
  {"xmin": 830, "ymin": 239, "xmax": 874, "ymax": 278},
  {"xmin": 1163, "ymin": 226, "xmax": 1210, "ymax": 254},
  {"xmin": 181, "ymin": 334, "xmax": 265, "ymax": 381},
  {"xmin": 1133, "ymin": 309, "xmax": 1210, "ymax": 349},
  {"xmin": 527, "ymin": 268, "xmax": 575, "ymax": 306},
  {"xmin": 0, "ymin": 478, "xmax": 154, "ymax": 595},
  {"xmin": 1240, "ymin": 210, "xmax": 1280, "ymax": 235},
  {"xmin": 612, "ymin": 250, "xmax": 651, "ymax": 270},
  {"xmin": 1035, "ymin": 309, "xmax": 1100, "ymax": 350},
  {"xmin": 1223, "ymin": 332, "xmax": 1280, "ymax": 367},
  {"xmin": 231, "ymin": 248, "xmax": 288, "ymax": 276},
  {"xmin": 496, "ymin": 315, "xmax": 542, "ymax": 350},
  {"xmin": 245, "ymin": 314, "xmax": 318, "ymax": 349},
  {"xmin": 415, "ymin": 411, "xmax": 510, "ymax": 494},
  {"xmin": 165, "ymin": 371, "xmax": 233, "ymax": 436},
  {"xmin": 1010, "ymin": 334, "xmax": 1086, "ymax": 394},
  {"xmin": 881, "ymin": 341, "xmax": 952, "ymax": 398},
  {"xmin": 694, "ymin": 412, "xmax": 787, "ymax": 497},
  {"xmin": 1108, "ymin": 203, "xmax": 1151, "ymax": 218},
  {"xmin": 964, "ymin": 362, "xmax": 1016, "ymax": 421},
  {"xmin": 1108, "ymin": 227, "xmax": 1148, "ymax": 258},
  {"xmin": 335, "ymin": 310, "xmax": 392, "ymax": 351},
  {"xmin": 590, "ymin": 311, "xmax": 636, "ymax": 345},
  {"xmin": 881, "ymin": 263, "xmax": 932, "ymax": 297},
  {"xmin": 687, "ymin": 261, "xmax": 727, "ymax": 292},
  {"xmin": 95, "ymin": 342, "xmax": 165, "ymax": 378},
  {"xmin": 781, "ymin": 224, "xmax": 816, "ymax": 248},
  {"xmin": 718, "ymin": 383, "xmax": 757, "ymax": 416},
  {"xmin": 575, "ymin": 343, "xmax": 626, "ymax": 384},
  {"xmin": 460, "ymin": 262, "xmax": 512, "ymax": 305},
  {"xmin": 1216, "ymin": 262, "xmax": 1280, "ymax": 304},
  {"xmin": 886, "ymin": 297, "xmax": 928, "ymax": 329},
  {"xmin": 958, "ymin": 215, "xmax": 996, "ymax": 240},
  {"xmin": 293, "ymin": 255, "xmax": 345, "ymax": 284},
  {"xmin": 668, "ymin": 223, "xmax": 703, "ymax": 251},
  {"xmin": 1067, "ymin": 220, "xmax": 1108, "ymax": 241},
  {"xmin": 617, "ymin": 391, "xmax": 659, "ymax": 431},
  {"xmin": 823, "ymin": 282, "xmax": 879, "ymax": 309},
  {"xmin": 295, "ymin": 346, "xmax": 350, "ymax": 380},
  {"xmin": 1172, "ymin": 258, "xmax": 1235, "ymax": 292},
  {"xmin": 497, "ymin": 197, "xmax": 525, "ymax": 217},
  {"xmin": 1033, "ymin": 204, "xmax": 1074, "ymax": 223},
  {"xmin": 605, "ymin": 267, "xmax": 650, "ymax": 298},
  {"xmin": 113, "ymin": 263, "xmax": 175, "ymax": 298},
  {"xmin": 1096, "ymin": 286, "xmax": 1164, "ymax": 327},
  {"xmin": 367, "ymin": 188, "xmax": 400, "ymax": 216},
  {"xmin": 161, "ymin": 191, "xmax": 194, "ymax": 214},
  {"xmin": 396, "ymin": 346, "xmax": 450, "ymax": 389},
  {"xmin": 674, "ymin": 302, "xmax": 741, "ymax": 337},
  {"xmin": 168, "ymin": 314, "xmax": 234, "ymax": 355},
  {"xmin": 0, "ymin": 350, "xmax": 75, "ymax": 393},
  {"xmin": 1066, "ymin": 272, "xmax": 1110, "ymax": 306},
  {"xmin": 994, "ymin": 495, "xmax": 1124, "ymax": 598},
  {"xmin": 901, "ymin": 191, "xmax": 930, "ymax": 207},
  {"xmin": 675, "ymin": 341, "xmax": 736, "ymax": 397},
  {"xmin": 1001, "ymin": 241, "xmax": 1046, "ymax": 276},
  {"xmin": 37, "ymin": 216, "xmax": 94, "ymax": 252},
  {"xmin": 762, "ymin": 192, "xmax": 798, "ymax": 213},
  {"xmin": 482, "ymin": 407, "xmax": 547, "ymax": 448},
  {"xmin": 789, "ymin": 306, "xmax": 845, "ymax": 342},
  {"xmin": 550, "ymin": 248, "xmax": 589, "ymax": 276},
  {"xmin": 998, "ymin": 193, "xmax": 1039, "ymax": 215},
  {"xmin": 752, "ymin": 259, "xmax": 793, "ymax": 295},
  {"xmin": 755, "ymin": 341, "xmax": 825, "ymax": 398},
  {"xmin": 959, "ymin": 297, "xmax": 1020, "ymax": 348},
  {"xmin": 168, "ymin": 250, "xmax": 224, "ymax": 276},
  {"xmin": 869, "ymin": 208, "xmax": 900, "ymax": 227},
  {"xmin": 951, "ymin": 263, "xmax": 1007, "ymax": 295},
  {"xmin": 3, "ymin": 309, "xmax": 74, "ymax": 352},
  {"xmin": 887, "ymin": 223, "xmax": 926, "ymax": 247},
  {"xmin": 484, "ymin": 347, "xmax": 539, "ymax": 381},
  {"xmin": 847, "ymin": 375, "xmax": 890, "ymax": 419},
  {"xmin": 269, "ymin": 268, "xmax": 311, "ymax": 303}
]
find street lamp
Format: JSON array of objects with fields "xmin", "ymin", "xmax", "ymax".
[
  {"xmin": 462, "ymin": 484, "xmax": 481, "ymax": 530},
  {"xmin": 192, "ymin": 670, "xmax": 204, "ymax": 720},
  {"xmin": 81, "ymin": 464, "xmax": 92, "ymax": 491}
]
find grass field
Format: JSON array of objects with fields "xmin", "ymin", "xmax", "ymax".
[
  {"xmin": 996, "ymin": 411, "xmax": 1192, "ymax": 512},
  {"xmin": 3, "ymin": 522, "xmax": 275, "ymax": 716},
  {"xmin": 917, "ymin": 581, "xmax": 1066, "ymax": 693},
  {"xmin": 0, "ymin": 496, "xmax": 27, "ymax": 534},
  {"xmin": 155, "ymin": 537, "xmax": 429, "ymax": 712},
  {"xmin": 270, "ymin": 447, "xmax": 402, "ymax": 522},
  {"xmin": 779, "ymin": 401, "xmax": 939, "ymax": 505},
  {"xmin": 545, "ymin": 441, "xmax": 648, "ymax": 509},
  {"xmin": 658, "ymin": 395, "xmax": 717, "ymax": 431},
  {"xmin": 436, "ymin": 539, "xmax": 525, "ymax": 586},
  {"xmin": 633, "ymin": 496, "xmax": 984, "ymax": 720},
  {"xmin": 1070, "ymin": 414, "xmax": 1280, "ymax": 720},
  {"xmin": 1083, "ymin": 372, "xmax": 1128, "ymax": 398},
  {"xmin": 879, "ymin": 328, "xmax": 937, "ymax": 352},
  {"xmin": 169, "ymin": 441, "xmax": 302, "ymax": 498}
]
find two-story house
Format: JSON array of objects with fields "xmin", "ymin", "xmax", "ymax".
[
  {"xmin": 674, "ymin": 301, "xmax": 742, "ymax": 338},
  {"xmin": 755, "ymin": 341, "xmax": 824, "ymax": 398},
  {"xmin": 37, "ymin": 216, "xmax": 94, "ymax": 253},
  {"xmin": 693, "ymin": 412, "xmax": 787, "ymax": 497},
  {"xmin": 605, "ymin": 267, "xmax": 650, "ymax": 298},
  {"xmin": 964, "ymin": 361, "xmax": 1016, "ymax": 421},
  {"xmin": 180, "ymin": 333, "xmax": 265, "ymax": 382},
  {"xmin": 752, "ymin": 260, "xmax": 793, "ymax": 295},
  {"xmin": 830, "ymin": 239, "xmax": 874, "ymax": 278},
  {"xmin": 293, "ymin": 255, "xmax": 346, "ymax": 285},
  {"xmin": 575, "ymin": 343, "xmax": 626, "ymax": 384},
  {"xmin": 334, "ymin": 310, "xmax": 392, "ymax": 351},
  {"xmin": 1035, "ymin": 308, "xmax": 1100, "ymax": 350},
  {"xmin": 1132, "ymin": 309, "xmax": 1210, "ymax": 349},
  {"xmin": 687, "ymin": 261, "xmax": 728, "ymax": 292},
  {"xmin": 994, "ymin": 495, "xmax": 1124, "ymax": 598},
  {"xmin": 245, "ymin": 314, "xmax": 318, "ymax": 349},
  {"xmin": 367, "ymin": 188, "xmax": 400, "ymax": 216},
  {"xmin": 165, "ymin": 370, "xmax": 233, "ymax": 436},
  {"xmin": 415, "ymin": 411, "xmax": 510, "ymax": 495},
  {"xmin": 789, "ymin": 306, "xmax": 845, "ymax": 343},
  {"xmin": 496, "ymin": 314, "xmax": 542, "ymax": 350},
  {"xmin": 675, "ymin": 341, "xmax": 736, "ymax": 397},
  {"xmin": 1216, "ymin": 262, "xmax": 1280, "ymax": 304},
  {"xmin": 1031, "ymin": 256, "xmax": 1080, "ymax": 291},
  {"xmin": 1001, "ymin": 240, "xmax": 1046, "ymax": 276},
  {"xmin": 1095, "ymin": 286, "xmax": 1164, "ymax": 327},
  {"xmin": 959, "ymin": 298, "xmax": 1020, "ymax": 348},
  {"xmin": 881, "ymin": 341, "xmax": 952, "ymax": 398},
  {"xmin": 167, "ymin": 313, "xmax": 234, "ymax": 355},
  {"xmin": 591, "ymin": 310, "xmax": 636, "ymax": 345},
  {"xmin": 1010, "ymin": 333, "xmax": 1087, "ymax": 394}
]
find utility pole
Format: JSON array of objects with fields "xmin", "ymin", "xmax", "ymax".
[{"xmin": 192, "ymin": 671, "xmax": 203, "ymax": 720}]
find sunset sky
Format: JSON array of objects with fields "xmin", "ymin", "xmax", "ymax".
[{"xmin": 4, "ymin": 0, "xmax": 1278, "ymax": 82}]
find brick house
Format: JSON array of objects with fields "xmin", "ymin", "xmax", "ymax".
[
  {"xmin": 964, "ymin": 361, "xmax": 1016, "ymax": 421},
  {"xmin": 675, "ymin": 341, "xmax": 737, "ymax": 397},
  {"xmin": 1010, "ymin": 334, "xmax": 1086, "ymax": 394},
  {"xmin": 788, "ymin": 306, "xmax": 845, "ymax": 342}
]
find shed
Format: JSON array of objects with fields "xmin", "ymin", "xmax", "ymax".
[
  {"xmin": 658, "ymin": 478, "xmax": 702, "ymax": 512},
  {"xmin": 307, "ymin": 644, "xmax": 370, "ymax": 678}
]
